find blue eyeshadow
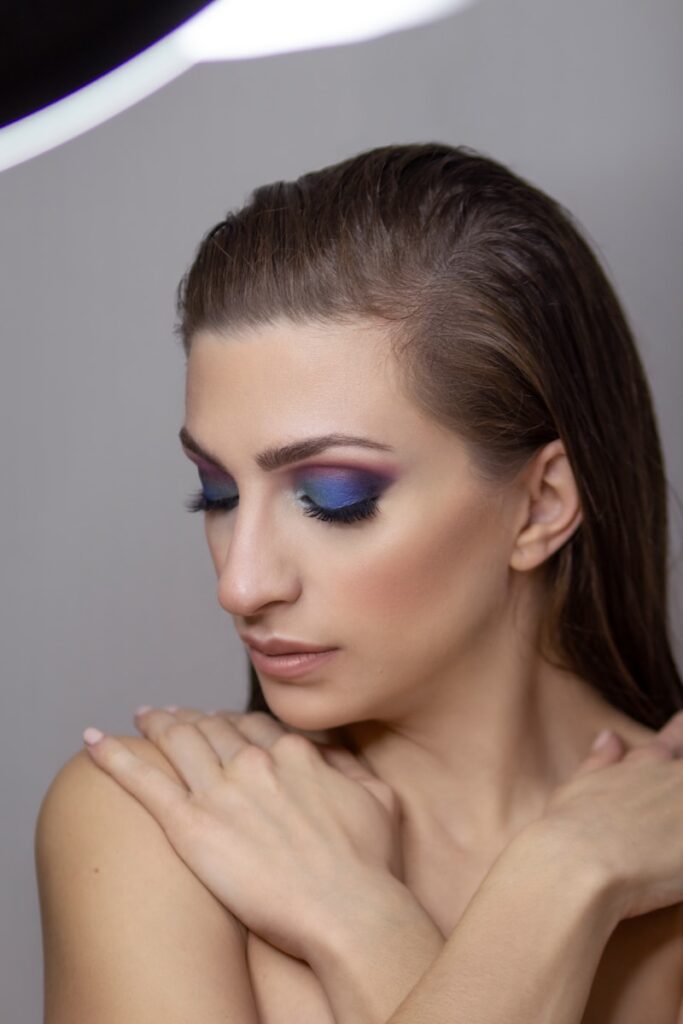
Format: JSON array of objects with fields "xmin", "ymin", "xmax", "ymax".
[
  {"xmin": 195, "ymin": 464, "xmax": 389, "ymax": 510},
  {"xmin": 294, "ymin": 468, "xmax": 386, "ymax": 508},
  {"xmin": 197, "ymin": 467, "xmax": 236, "ymax": 502}
]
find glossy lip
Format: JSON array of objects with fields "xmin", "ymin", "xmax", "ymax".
[
  {"xmin": 247, "ymin": 645, "xmax": 339, "ymax": 680},
  {"xmin": 239, "ymin": 632, "xmax": 336, "ymax": 656}
]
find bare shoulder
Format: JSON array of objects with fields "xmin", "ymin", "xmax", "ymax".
[{"xmin": 36, "ymin": 735, "xmax": 258, "ymax": 1023}]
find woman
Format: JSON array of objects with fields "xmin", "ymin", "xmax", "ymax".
[{"xmin": 36, "ymin": 142, "xmax": 683, "ymax": 1023}]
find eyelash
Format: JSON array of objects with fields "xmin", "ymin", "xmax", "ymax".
[{"xmin": 184, "ymin": 490, "xmax": 380, "ymax": 525}]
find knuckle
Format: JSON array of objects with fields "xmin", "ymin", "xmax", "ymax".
[
  {"xmin": 628, "ymin": 739, "xmax": 672, "ymax": 761},
  {"xmin": 650, "ymin": 738, "xmax": 675, "ymax": 756},
  {"xmin": 372, "ymin": 777, "xmax": 398, "ymax": 805},
  {"xmin": 153, "ymin": 721, "xmax": 195, "ymax": 753},
  {"xmin": 197, "ymin": 713, "xmax": 220, "ymax": 728},
  {"xmin": 164, "ymin": 800, "xmax": 205, "ymax": 842},
  {"xmin": 379, "ymin": 780, "xmax": 398, "ymax": 803},
  {"xmin": 164, "ymin": 721, "xmax": 193, "ymax": 740},
  {"xmin": 272, "ymin": 731, "xmax": 315, "ymax": 756},
  {"xmin": 246, "ymin": 711, "xmax": 277, "ymax": 726},
  {"xmin": 233, "ymin": 743, "xmax": 273, "ymax": 769}
]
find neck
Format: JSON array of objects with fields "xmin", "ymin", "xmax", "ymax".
[{"xmin": 336, "ymin": 640, "xmax": 643, "ymax": 857}]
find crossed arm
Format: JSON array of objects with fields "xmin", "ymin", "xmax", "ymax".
[{"xmin": 36, "ymin": 729, "xmax": 681, "ymax": 1024}]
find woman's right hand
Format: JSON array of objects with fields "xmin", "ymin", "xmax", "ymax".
[{"xmin": 533, "ymin": 711, "xmax": 683, "ymax": 923}]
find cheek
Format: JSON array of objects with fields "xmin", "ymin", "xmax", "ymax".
[{"xmin": 335, "ymin": 503, "xmax": 507, "ymax": 652}]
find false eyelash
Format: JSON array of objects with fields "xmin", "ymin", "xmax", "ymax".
[
  {"xmin": 183, "ymin": 490, "xmax": 380, "ymax": 525},
  {"xmin": 300, "ymin": 494, "xmax": 380, "ymax": 524}
]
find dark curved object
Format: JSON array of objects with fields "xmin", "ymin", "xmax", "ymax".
[{"xmin": 1, "ymin": 0, "xmax": 214, "ymax": 130}]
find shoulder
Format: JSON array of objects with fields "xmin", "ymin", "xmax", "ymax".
[
  {"xmin": 36, "ymin": 736, "xmax": 258, "ymax": 1022},
  {"xmin": 38, "ymin": 732, "xmax": 194, "ymax": 812},
  {"xmin": 36, "ymin": 734, "xmax": 176, "ymax": 870},
  {"xmin": 36, "ymin": 734, "xmax": 209, "ymax": 891}
]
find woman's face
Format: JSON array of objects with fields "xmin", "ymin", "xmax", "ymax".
[{"xmin": 182, "ymin": 319, "xmax": 526, "ymax": 732}]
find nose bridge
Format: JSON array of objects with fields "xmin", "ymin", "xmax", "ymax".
[{"xmin": 215, "ymin": 492, "xmax": 298, "ymax": 614}]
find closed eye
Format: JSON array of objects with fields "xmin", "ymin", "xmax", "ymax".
[{"xmin": 184, "ymin": 489, "xmax": 380, "ymax": 525}]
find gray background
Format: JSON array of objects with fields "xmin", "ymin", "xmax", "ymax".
[{"xmin": 2, "ymin": 0, "xmax": 682, "ymax": 1019}]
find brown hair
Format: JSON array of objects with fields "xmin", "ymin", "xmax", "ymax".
[{"xmin": 175, "ymin": 142, "xmax": 682, "ymax": 729}]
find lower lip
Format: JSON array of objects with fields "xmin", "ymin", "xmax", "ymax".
[{"xmin": 247, "ymin": 646, "xmax": 339, "ymax": 679}]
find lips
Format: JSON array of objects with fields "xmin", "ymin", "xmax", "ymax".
[
  {"xmin": 247, "ymin": 645, "xmax": 339, "ymax": 679},
  {"xmin": 239, "ymin": 633, "xmax": 337, "ymax": 656}
]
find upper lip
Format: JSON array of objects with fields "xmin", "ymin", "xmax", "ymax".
[{"xmin": 239, "ymin": 633, "xmax": 336, "ymax": 656}]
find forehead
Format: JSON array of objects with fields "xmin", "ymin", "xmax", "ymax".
[
  {"xmin": 188, "ymin": 321, "xmax": 411, "ymax": 427},
  {"xmin": 186, "ymin": 319, "xmax": 398, "ymax": 417},
  {"xmin": 184, "ymin": 319, "xmax": 472, "ymax": 476}
]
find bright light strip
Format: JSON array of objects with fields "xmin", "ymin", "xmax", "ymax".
[
  {"xmin": 176, "ymin": 0, "xmax": 476, "ymax": 61},
  {"xmin": 0, "ymin": 35, "xmax": 194, "ymax": 175},
  {"xmin": 0, "ymin": 0, "xmax": 476, "ymax": 174}
]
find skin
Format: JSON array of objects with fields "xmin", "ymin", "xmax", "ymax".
[
  {"xmin": 65, "ymin": 312, "xmax": 683, "ymax": 1023},
  {"xmin": 182, "ymin": 315, "xmax": 658, "ymax": 885}
]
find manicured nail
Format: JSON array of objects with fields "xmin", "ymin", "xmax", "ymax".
[
  {"xmin": 83, "ymin": 727, "xmax": 104, "ymax": 745},
  {"xmin": 135, "ymin": 705, "xmax": 152, "ymax": 716},
  {"xmin": 591, "ymin": 728, "xmax": 612, "ymax": 751},
  {"xmin": 164, "ymin": 704, "xmax": 179, "ymax": 713}
]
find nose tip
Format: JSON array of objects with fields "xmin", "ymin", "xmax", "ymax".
[{"xmin": 215, "ymin": 556, "xmax": 301, "ymax": 618}]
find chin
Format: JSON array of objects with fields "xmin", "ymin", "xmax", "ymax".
[{"xmin": 262, "ymin": 688, "xmax": 362, "ymax": 736}]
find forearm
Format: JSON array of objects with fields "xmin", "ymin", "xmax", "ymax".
[
  {"xmin": 309, "ymin": 826, "xmax": 623, "ymax": 1024},
  {"xmin": 307, "ymin": 875, "xmax": 445, "ymax": 1024}
]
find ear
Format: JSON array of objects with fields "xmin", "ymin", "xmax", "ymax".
[{"xmin": 509, "ymin": 439, "xmax": 583, "ymax": 572}]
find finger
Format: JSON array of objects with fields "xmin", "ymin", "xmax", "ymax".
[
  {"xmin": 147, "ymin": 706, "xmax": 243, "ymax": 731},
  {"xmin": 192, "ymin": 714, "xmax": 255, "ymax": 764},
  {"xmin": 623, "ymin": 737, "xmax": 676, "ymax": 763},
  {"xmin": 651, "ymin": 709, "xmax": 683, "ymax": 756},
  {"xmin": 212, "ymin": 710, "xmax": 346, "ymax": 754},
  {"xmin": 161, "ymin": 706, "xmax": 208, "ymax": 723},
  {"xmin": 139, "ymin": 708, "xmax": 260, "ymax": 777},
  {"xmin": 83, "ymin": 729, "xmax": 191, "ymax": 832},
  {"xmin": 572, "ymin": 729, "xmax": 628, "ymax": 778},
  {"xmin": 313, "ymin": 744, "xmax": 400, "ymax": 821},
  {"xmin": 134, "ymin": 707, "xmax": 178, "ymax": 736},
  {"xmin": 317, "ymin": 743, "xmax": 380, "ymax": 781},
  {"xmin": 216, "ymin": 711, "xmax": 290, "ymax": 749},
  {"xmin": 134, "ymin": 711, "xmax": 225, "ymax": 790},
  {"xmin": 267, "ymin": 732, "xmax": 384, "ymax": 807},
  {"xmin": 135, "ymin": 706, "xmax": 232, "ymax": 726}
]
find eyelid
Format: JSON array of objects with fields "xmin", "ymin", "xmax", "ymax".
[{"xmin": 186, "ymin": 450, "xmax": 393, "ymax": 488}]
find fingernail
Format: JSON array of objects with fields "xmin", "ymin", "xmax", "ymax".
[
  {"xmin": 591, "ymin": 728, "xmax": 612, "ymax": 751},
  {"xmin": 83, "ymin": 727, "xmax": 104, "ymax": 745},
  {"xmin": 164, "ymin": 705, "xmax": 179, "ymax": 713},
  {"xmin": 135, "ymin": 705, "xmax": 152, "ymax": 716}
]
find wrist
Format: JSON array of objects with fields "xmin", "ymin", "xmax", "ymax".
[
  {"xmin": 307, "ymin": 873, "xmax": 444, "ymax": 1024},
  {"xmin": 508, "ymin": 819, "xmax": 625, "ymax": 932},
  {"xmin": 377, "ymin": 824, "xmax": 625, "ymax": 1024},
  {"xmin": 308, "ymin": 871, "xmax": 442, "ymax": 967}
]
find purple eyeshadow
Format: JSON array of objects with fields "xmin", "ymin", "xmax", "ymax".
[
  {"xmin": 193, "ymin": 460, "xmax": 394, "ymax": 512},
  {"xmin": 197, "ymin": 466, "xmax": 236, "ymax": 503}
]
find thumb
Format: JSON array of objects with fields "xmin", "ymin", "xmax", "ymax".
[
  {"xmin": 572, "ymin": 729, "xmax": 626, "ymax": 779},
  {"xmin": 318, "ymin": 743, "xmax": 379, "ymax": 782},
  {"xmin": 318, "ymin": 744, "xmax": 400, "ymax": 818}
]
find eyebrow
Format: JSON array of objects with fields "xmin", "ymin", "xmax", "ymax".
[{"xmin": 178, "ymin": 425, "xmax": 395, "ymax": 473}]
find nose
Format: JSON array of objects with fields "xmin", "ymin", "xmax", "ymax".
[{"xmin": 214, "ymin": 504, "xmax": 301, "ymax": 617}]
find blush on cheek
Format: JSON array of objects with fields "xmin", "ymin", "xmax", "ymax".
[{"xmin": 344, "ymin": 508, "xmax": 506, "ymax": 656}]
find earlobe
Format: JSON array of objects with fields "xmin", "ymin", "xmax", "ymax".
[{"xmin": 509, "ymin": 442, "xmax": 583, "ymax": 572}]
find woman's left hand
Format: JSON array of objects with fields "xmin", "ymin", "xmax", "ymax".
[{"xmin": 81, "ymin": 707, "xmax": 404, "ymax": 962}]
